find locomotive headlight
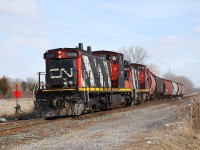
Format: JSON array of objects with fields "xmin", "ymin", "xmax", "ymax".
[
  {"xmin": 58, "ymin": 51, "xmax": 63, "ymax": 58},
  {"xmin": 68, "ymin": 81, "xmax": 73, "ymax": 85}
]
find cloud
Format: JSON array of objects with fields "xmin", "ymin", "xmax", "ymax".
[
  {"xmin": 11, "ymin": 36, "xmax": 52, "ymax": 49},
  {"xmin": 100, "ymin": 1, "xmax": 187, "ymax": 20},
  {"xmin": 177, "ymin": 61, "xmax": 200, "ymax": 85},
  {"xmin": 0, "ymin": 0, "xmax": 43, "ymax": 36},
  {"xmin": 146, "ymin": 35, "xmax": 185, "ymax": 59},
  {"xmin": 0, "ymin": 0, "xmax": 52, "ymax": 79},
  {"xmin": 141, "ymin": 33, "xmax": 200, "ymax": 84},
  {"xmin": 0, "ymin": 0, "xmax": 51, "ymax": 44},
  {"xmin": 0, "ymin": 0, "xmax": 39, "ymax": 17},
  {"xmin": 194, "ymin": 26, "xmax": 200, "ymax": 33},
  {"xmin": 0, "ymin": 36, "xmax": 47, "ymax": 80}
]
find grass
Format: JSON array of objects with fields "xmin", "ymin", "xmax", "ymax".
[
  {"xmin": 0, "ymin": 107, "xmax": 36, "ymax": 120},
  {"xmin": 0, "ymin": 98, "xmax": 35, "ymax": 120},
  {"xmin": 120, "ymin": 94, "xmax": 200, "ymax": 150}
]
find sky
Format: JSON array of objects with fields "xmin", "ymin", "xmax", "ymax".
[{"xmin": 0, "ymin": 0, "xmax": 200, "ymax": 86}]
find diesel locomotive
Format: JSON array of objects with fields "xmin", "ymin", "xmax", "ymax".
[{"xmin": 34, "ymin": 43, "xmax": 184, "ymax": 118}]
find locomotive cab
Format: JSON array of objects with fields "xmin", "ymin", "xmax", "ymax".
[
  {"xmin": 124, "ymin": 60, "xmax": 132, "ymax": 89},
  {"xmin": 129, "ymin": 64, "xmax": 148, "ymax": 89},
  {"xmin": 129, "ymin": 63, "xmax": 150, "ymax": 101},
  {"xmin": 92, "ymin": 51, "xmax": 125, "ymax": 88}
]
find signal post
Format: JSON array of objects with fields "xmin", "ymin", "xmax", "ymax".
[{"xmin": 13, "ymin": 84, "xmax": 21, "ymax": 120}]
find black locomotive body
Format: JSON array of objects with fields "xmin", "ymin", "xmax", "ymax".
[{"xmin": 35, "ymin": 43, "xmax": 134, "ymax": 118}]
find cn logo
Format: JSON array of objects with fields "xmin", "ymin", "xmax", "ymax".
[{"xmin": 50, "ymin": 68, "xmax": 73, "ymax": 79}]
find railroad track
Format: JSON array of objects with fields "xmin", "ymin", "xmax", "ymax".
[
  {"xmin": 184, "ymin": 92, "xmax": 199, "ymax": 98},
  {"xmin": 0, "ymin": 93, "xmax": 198, "ymax": 136},
  {"xmin": 0, "ymin": 118, "xmax": 51, "ymax": 135}
]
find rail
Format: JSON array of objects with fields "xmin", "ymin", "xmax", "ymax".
[
  {"xmin": 0, "ymin": 118, "xmax": 51, "ymax": 135},
  {"xmin": 183, "ymin": 92, "xmax": 199, "ymax": 98}
]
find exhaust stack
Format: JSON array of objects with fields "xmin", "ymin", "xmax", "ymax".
[
  {"xmin": 78, "ymin": 43, "xmax": 83, "ymax": 50},
  {"xmin": 87, "ymin": 46, "xmax": 92, "ymax": 54}
]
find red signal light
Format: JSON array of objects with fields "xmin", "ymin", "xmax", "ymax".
[{"xmin": 14, "ymin": 90, "xmax": 21, "ymax": 98}]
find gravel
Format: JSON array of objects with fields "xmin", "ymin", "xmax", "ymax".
[{"xmin": 9, "ymin": 102, "xmax": 179, "ymax": 150}]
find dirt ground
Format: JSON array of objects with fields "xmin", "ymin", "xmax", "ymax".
[
  {"xmin": 0, "ymin": 95, "xmax": 197, "ymax": 150},
  {"xmin": 0, "ymin": 99, "xmax": 34, "ymax": 116}
]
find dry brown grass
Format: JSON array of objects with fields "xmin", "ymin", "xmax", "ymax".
[
  {"xmin": 0, "ymin": 99, "xmax": 34, "ymax": 114},
  {"xmin": 0, "ymin": 107, "xmax": 36, "ymax": 120},
  {"xmin": 0, "ymin": 99, "xmax": 35, "ymax": 120},
  {"xmin": 120, "ymin": 94, "xmax": 200, "ymax": 150},
  {"xmin": 120, "ymin": 123, "xmax": 200, "ymax": 150}
]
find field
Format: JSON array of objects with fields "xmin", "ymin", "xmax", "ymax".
[{"xmin": 0, "ymin": 98, "xmax": 34, "ymax": 117}]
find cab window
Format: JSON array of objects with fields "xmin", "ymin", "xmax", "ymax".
[
  {"xmin": 100, "ymin": 55, "xmax": 106, "ymax": 60},
  {"xmin": 124, "ymin": 71, "xmax": 128, "ymax": 80},
  {"xmin": 100, "ymin": 55, "xmax": 110, "ymax": 61},
  {"xmin": 112, "ymin": 56, "xmax": 117, "ymax": 64}
]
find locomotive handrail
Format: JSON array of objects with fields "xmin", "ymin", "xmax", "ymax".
[
  {"xmin": 33, "ymin": 72, "xmax": 46, "ymax": 100},
  {"xmin": 37, "ymin": 72, "xmax": 46, "ymax": 90},
  {"xmin": 83, "ymin": 70, "xmax": 89, "ymax": 103}
]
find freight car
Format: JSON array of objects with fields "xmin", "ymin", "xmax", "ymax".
[
  {"xmin": 34, "ymin": 43, "xmax": 184, "ymax": 118},
  {"xmin": 129, "ymin": 63, "xmax": 185, "ymax": 101}
]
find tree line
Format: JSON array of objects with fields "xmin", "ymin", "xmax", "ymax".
[
  {"xmin": 163, "ymin": 72, "xmax": 194, "ymax": 93},
  {"xmin": 0, "ymin": 76, "xmax": 36, "ymax": 99},
  {"xmin": 119, "ymin": 46, "xmax": 194, "ymax": 93}
]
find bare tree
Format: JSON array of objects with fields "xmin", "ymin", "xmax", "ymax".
[
  {"xmin": 26, "ymin": 77, "xmax": 36, "ymax": 91},
  {"xmin": 21, "ymin": 81, "xmax": 27, "ymax": 91},
  {"xmin": 146, "ymin": 63, "xmax": 161, "ymax": 76},
  {"xmin": 119, "ymin": 46, "xmax": 150, "ymax": 64}
]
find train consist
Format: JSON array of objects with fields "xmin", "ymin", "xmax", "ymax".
[{"xmin": 34, "ymin": 43, "xmax": 185, "ymax": 118}]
